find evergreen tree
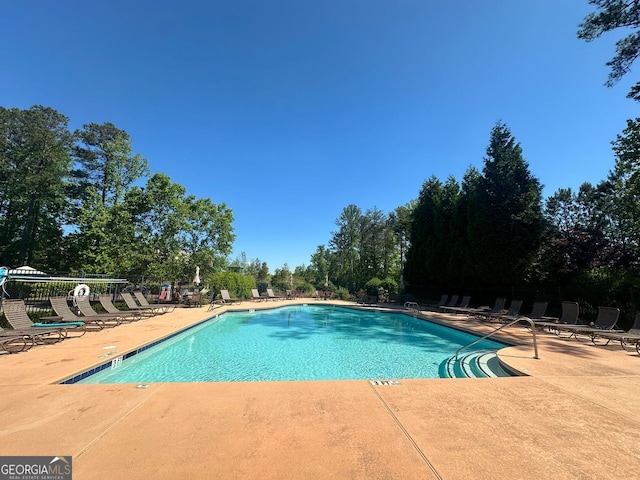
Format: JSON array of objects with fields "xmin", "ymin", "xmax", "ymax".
[
  {"xmin": 405, "ymin": 176, "xmax": 444, "ymax": 286},
  {"xmin": 578, "ymin": 0, "xmax": 640, "ymax": 100},
  {"xmin": 470, "ymin": 122, "xmax": 545, "ymax": 285}
]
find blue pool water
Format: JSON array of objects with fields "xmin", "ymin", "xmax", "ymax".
[{"xmin": 76, "ymin": 305, "xmax": 507, "ymax": 383}]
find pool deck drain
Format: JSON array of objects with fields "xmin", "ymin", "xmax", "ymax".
[
  {"xmin": 1, "ymin": 299, "xmax": 640, "ymax": 479},
  {"xmin": 369, "ymin": 379, "xmax": 401, "ymax": 386}
]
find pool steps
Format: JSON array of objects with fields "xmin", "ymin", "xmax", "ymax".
[{"xmin": 441, "ymin": 349, "xmax": 514, "ymax": 378}]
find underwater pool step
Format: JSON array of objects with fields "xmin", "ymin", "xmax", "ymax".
[{"xmin": 442, "ymin": 350, "xmax": 514, "ymax": 378}]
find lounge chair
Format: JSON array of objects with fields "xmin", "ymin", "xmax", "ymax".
[
  {"xmin": 440, "ymin": 295, "xmax": 472, "ymax": 314},
  {"xmin": 360, "ymin": 294, "xmax": 378, "ymax": 305},
  {"xmin": 99, "ymin": 295, "xmax": 143, "ymax": 321},
  {"xmin": 438, "ymin": 295, "xmax": 459, "ymax": 312},
  {"xmin": 421, "ymin": 294, "xmax": 449, "ymax": 311},
  {"xmin": 0, "ymin": 326, "xmax": 34, "ymax": 353},
  {"xmin": 488, "ymin": 299, "xmax": 523, "ymax": 323},
  {"xmin": 251, "ymin": 289, "xmax": 264, "ymax": 301},
  {"xmin": 221, "ymin": 290, "xmax": 241, "ymax": 304},
  {"xmin": 49, "ymin": 296, "xmax": 108, "ymax": 330},
  {"xmin": 209, "ymin": 289, "xmax": 239, "ymax": 311},
  {"xmin": 266, "ymin": 288, "xmax": 285, "ymax": 301},
  {"xmin": 134, "ymin": 291, "xmax": 174, "ymax": 313},
  {"xmin": 531, "ymin": 301, "xmax": 582, "ymax": 335},
  {"xmin": 500, "ymin": 301, "xmax": 548, "ymax": 324},
  {"xmin": 590, "ymin": 312, "xmax": 640, "ymax": 351},
  {"xmin": 472, "ymin": 297, "xmax": 507, "ymax": 320},
  {"xmin": 3, "ymin": 299, "xmax": 85, "ymax": 341},
  {"xmin": 120, "ymin": 292, "xmax": 162, "ymax": 316},
  {"xmin": 550, "ymin": 306, "xmax": 622, "ymax": 341},
  {"xmin": 75, "ymin": 296, "xmax": 135, "ymax": 324}
]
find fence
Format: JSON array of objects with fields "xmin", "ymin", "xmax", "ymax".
[{"xmin": 0, "ymin": 273, "xmax": 129, "ymax": 323}]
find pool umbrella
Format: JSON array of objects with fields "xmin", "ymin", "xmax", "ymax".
[
  {"xmin": 9, "ymin": 265, "xmax": 47, "ymax": 276},
  {"xmin": 193, "ymin": 266, "xmax": 200, "ymax": 286},
  {"xmin": 324, "ymin": 274, "xmax": 328, "ymax": 288}
]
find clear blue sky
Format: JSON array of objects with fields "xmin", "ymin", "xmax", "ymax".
[{"xmin": 1, "ymin": 1, "xmax": 637, "ymax": 272}]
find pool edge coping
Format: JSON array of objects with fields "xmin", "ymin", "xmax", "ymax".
[{"xmin": 56, "ymin": 303, "xmax": 517, "ymax": 384}]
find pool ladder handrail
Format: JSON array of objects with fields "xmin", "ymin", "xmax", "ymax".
[
  {"xmin": 455, "ymin": 317, "xmax": 539, "ymax": 361},
  {"xmin": 404, "ymin": 301, "xmax": 420, "ymax": 312}
]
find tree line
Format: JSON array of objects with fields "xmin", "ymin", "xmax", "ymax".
[
  {"xmin": 305, "ymin": 120, "xmax": 640, "ymax": 315},
  {"xmin": 301, "ymin": 2, "xmax": 640, "ymax": 314},
  {"xmin": 0, "ymin": 106, "xmax": 235, "ymax": 281},
  {"xmin": 4, "ymin": 111, "xmax": 639, "ymax": 311},
  {"xmin": 4, "ymin": 2, "xmax": 640, "ymax": 308}
]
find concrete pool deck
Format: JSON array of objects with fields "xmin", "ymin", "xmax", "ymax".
[{"xmin": 1, "ymin": 299, "xmax": 639, "ymax": 479}]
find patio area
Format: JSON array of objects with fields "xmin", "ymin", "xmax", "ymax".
[{"xmin": 1, "ymin": 299, "xmax": 639, "ymax": 479}]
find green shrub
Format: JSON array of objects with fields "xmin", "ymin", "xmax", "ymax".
[
  {"xmin": 207, "ymin": 272, "xmax": 256, "ymax": 299},
  {"xmin": 335, "ymin": 287, "xmax": 350, "ymax": 300}
]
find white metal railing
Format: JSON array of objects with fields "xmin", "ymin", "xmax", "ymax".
[
  {"xmin": 455, "ymin": 317, "xmax": 539, "ymax": 360},
  {"xmin": 404, "ymin": 301, "xmax": 420, "ymax": 312}
]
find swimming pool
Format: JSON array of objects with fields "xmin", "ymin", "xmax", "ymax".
[{"xmin": 70, "ymin": 305, "xmax": 509, "ymax": 383}]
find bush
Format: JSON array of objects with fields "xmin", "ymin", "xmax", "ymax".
[
  {"xmin": 256, "ymin": 280, "xmax": 269, "ymax": 294},
  {"xmin": 297, "ymin": 282, "xmax": 315, "ymax": 295},
  {"xmin": 335, "ymin": 287, "xmax": 350, "ymax": 300},
  {"xmin": 207, "ymin": 272, "xmax": 256, "ymax": 299}
]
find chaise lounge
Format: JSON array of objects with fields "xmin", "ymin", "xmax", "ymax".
[
  {"xmin": 486, "ymin": 299, "xmax": 523, "ymax": 323},
  {"xmin": 3, "ymin": 299, "xmax": 85, "ymax": 342},
  {"xmin": 589, "ymin": 312, "xmax": 640, "ymax": 352},
  {"xmin": 120, "ymin": 292, "xmax": 162, "ymax": 316},
  {"xmin": 209, "ymin": 289, "xmax": 242, "ymax": 310},
  {"xmin": 531, "ymin": 301, "xmax": 581, "ymax": 334},
  {"xmin": 266, "ymin": 288, "xmax": 285, "ymax": 301},
  {"xmin": 99, "ymin": 295, "xmax": 143, "ymax": 321},
  {"xmin": 421, "ymin": 294, "xmax": 449, "ymax": 311},
  {"xmin": 499, "ymin": 301, "xmax": 548, "ymax": 324},
  {"xmin": 134, "ymin": 291, "xmax": 173, "ymax": 313},
  {"xmin": 0, "ymin": 327, "xmax": 34, "ymax": 354},
  {"xmin": 251, "ymin": 289, "xmax": 265, "ymax": 301},
  {"xmin": 49, "ymin": 296, "xmax": 108, "ymax": 330},
  {"xmin": 440, "ymin": 295, "xmax": 473, "ymax": 314},
  {"xmin": 549, "ymin": 306, "xmax": 622, "ymax": 341},
  {"xmin": 438, "ymin": 295, "xmax": 460, "ymax": 312},
  {"xmin": 75, "ymin": 295, "xmax": 136, "ymax": 324}
]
